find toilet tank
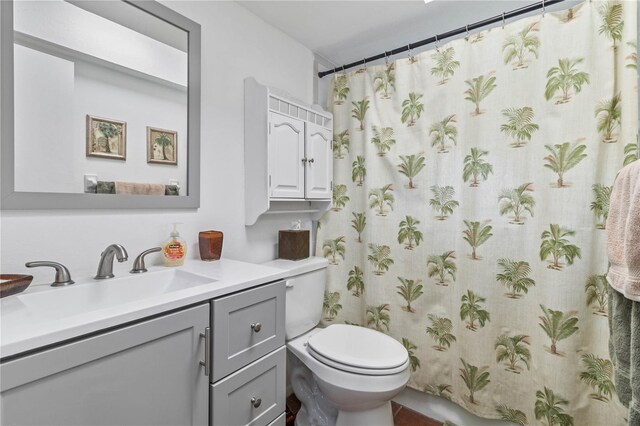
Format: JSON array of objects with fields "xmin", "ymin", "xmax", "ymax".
[{"xmin": 262, "ymin": 257, "xmax": 328, "ymax": 340}]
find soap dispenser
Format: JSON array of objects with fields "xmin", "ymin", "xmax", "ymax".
[{"xmin": 162, "ymin": 223, "xmax": 187, "ymax": 267}]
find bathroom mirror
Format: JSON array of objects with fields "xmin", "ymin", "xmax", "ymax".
[{"xmin": 0, "ymin": 0, "xmax": 201, "ymax": 209}]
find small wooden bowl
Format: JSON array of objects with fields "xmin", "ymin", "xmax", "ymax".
[{"xmin": 0, "ymin": 274, "xmax": 34, "ymax": 298}]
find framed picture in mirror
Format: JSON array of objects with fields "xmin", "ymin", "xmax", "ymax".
[
  {"xmin": 86, "ymin": 115, "xmax": 127, "ymax": 160},
  {"xmin": 147, "ymin": 127, "xmax": 178, "ymax": 165}
]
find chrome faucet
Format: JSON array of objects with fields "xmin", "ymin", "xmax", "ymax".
[
  {"xmin": 95, "ymin": 244, "xmax": 129, "ymax": 279},
  {"xmin": 25, "ymin": 261, "xmax": 75, "ymax": 287},
  {"xmin": 130, "ymin": 247, "xmax": 161, "ymax": 274}
]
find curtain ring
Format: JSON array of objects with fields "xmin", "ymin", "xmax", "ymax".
[
  {"xmin": 502, "ymin": 12, "xmax": 506, "ymax": 29},
  {"xmin": 341, "ymin": 65, "xmax": 345, "ymax": 74},
  {"xmin": 407, "ymin": 44, "xmax": 413, "ymax": 59},
  {"xmin": 362, "ymin": 58, "xmax": 367, "ymax": 70},
  {"xmin": 465, "ymin": 24, "xmax": 470, "ymax": 39},
  {"xmin": 384, "ymin": 51, "xmax": 389, "ymax": 65},
  {"xmin": 434, "ymin": 34, "xmax": 440, "ymax": 51},
  {"xmin": 542, "ymin": 0, "xmax": 546, "ymax": 17}
]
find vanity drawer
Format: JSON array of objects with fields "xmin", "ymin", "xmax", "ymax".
[
  {"xmin": 211, "ymin": 280, "xmax": 285, "ymax": 382},
  {"xmin": 211, "ymin": 346, "xmax": 286, "ymax": 426}
]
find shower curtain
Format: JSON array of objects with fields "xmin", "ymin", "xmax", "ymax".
[{"xmin": 317, "ymin": 1, "xmax": 638, "ymax": 424}]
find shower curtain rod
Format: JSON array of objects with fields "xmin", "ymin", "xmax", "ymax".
[{"xmin": 317, "ymin": 0, "xmax": 567, "ymax": 78}]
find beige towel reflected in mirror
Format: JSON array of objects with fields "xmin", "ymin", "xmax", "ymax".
[{"xmin": 115, "ymin": 182, "xmax": 166, "ymax": 196}]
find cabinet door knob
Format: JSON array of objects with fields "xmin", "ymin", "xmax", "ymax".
[
  {"xmin": 251, "ymin": 322, "xmax": 262, "ymax": 333},
  {"xmin": 251, "ymin": 397, "xmax": 262, "ymax": 408},
  {"xmin": 308, "ymin": 158, "xmax": 314, "ymax": 164},
  {"xmin": 301, "ymin": 158, "xmax": 307, "ymax": 164}
]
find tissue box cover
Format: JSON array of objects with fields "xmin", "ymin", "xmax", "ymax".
[{"xmin": 278, "ymin": 230, "xmax": 309, "ymax": 260}]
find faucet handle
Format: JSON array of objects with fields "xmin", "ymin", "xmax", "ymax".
[
  {"xmin": 130, "ymin": 247, "xmax": 162, "ymax": 274},
  {"xmin": 25, "ymin": 261, "xmax": 75, "ymax": 287}
]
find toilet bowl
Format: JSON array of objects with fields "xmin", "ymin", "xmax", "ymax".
[{"xmin": 262, "ymin": 257, "xmax": 410, "ymax": 426}]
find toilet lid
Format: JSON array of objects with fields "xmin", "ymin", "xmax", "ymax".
[{"xmin": 307, "ymin": 324, "xmax": 408, "ymax": 373}]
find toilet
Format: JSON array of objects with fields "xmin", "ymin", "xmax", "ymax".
[{"xmin": 263, "ymin": 257, "xmax": 410, "ymax": 426}]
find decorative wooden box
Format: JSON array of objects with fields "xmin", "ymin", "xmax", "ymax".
[{"xmin": 278, "ymin": 230, "xmax": 309, "ymax": 260}]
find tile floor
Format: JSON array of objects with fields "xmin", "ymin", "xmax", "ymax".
[{"xmin": 286, "ymin": 395, "xmax": 442, "ymax": 426}]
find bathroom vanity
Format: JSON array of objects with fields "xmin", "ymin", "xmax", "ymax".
[{"xmin": 0, "ymin": 260, "xmax": 287, "ymax": 426}]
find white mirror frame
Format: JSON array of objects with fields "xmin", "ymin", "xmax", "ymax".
[{"xmin": 0, "ymin": 0, "xmax": 201, "ymax": 209}]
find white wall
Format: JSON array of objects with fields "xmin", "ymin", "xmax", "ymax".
[{"xmin": 1, "ymin": 0, "xmax": 315, "ymax": 282}]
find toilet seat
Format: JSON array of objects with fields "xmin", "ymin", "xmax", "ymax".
[{"xmin": 306, "ymin": 324, "xmax": 409, "ymax": 376}]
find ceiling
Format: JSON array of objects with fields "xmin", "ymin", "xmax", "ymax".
[{"xmin": 237, "ymin": 0, "xmax": 577, "ymax": 71}]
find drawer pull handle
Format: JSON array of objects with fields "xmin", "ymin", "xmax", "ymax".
[
  {"xmin": 251, "ymin": 397, "xmax": 262, "ymax": 408},
  {"xmin": 199, "ymin": 327, "xmax": 210, "ymax": 377},
  {"xmin": 251, "ymin": 322, "xmax": 262, "ymax": 333}
]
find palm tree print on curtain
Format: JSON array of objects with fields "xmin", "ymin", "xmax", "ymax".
[
  {"xmin": 462, "ymin": 148, "xmax": 493, "ymax": 187},
  {"xmin": 323, "ymin": 291, "xmax": 342, "ymax": 321},
  {"xmin": 427, "ymin": 251, "xmax": 457, "ymax": 286},
  {"xmin": 495, "ymin": 405, "xmax": 527, "ymax": 425},
  {"xmin": 431, "ymin": 47, "xmax": 460, "ymax": 84},
  {"xmin": 534, "ymin": 387, "xmax": 574, "ymax": 426},
  {"xmin": 331, "ymin": 184, "xmax": 349, "ymax": 211},
  {"xmin": 595, "ymin": 94, "xmax": 621, "ymax": 143},
  {"xmin": 371, "ymin": 126, "xmax": 396, "ymax": 156},
  {"xmin": 498, "ymin": 183, "xmax": 535, "ymax": 224},
  {"xmin": 402, "ymin": 338, "xmax": 421, "ymax": 371},
  {"xmin": 426, "ymin": 314, "xmax": 456, "ymax": 351},
  {"xmin": 397, "ymin": 216, "xmax": 423, "ymax": 250},
  {"xmin": 460, "ymin": 290, "xmax": 491, "ymax": 331},
  {"xmin": 464, "ymin": 73, "xmax": 497, "ymax": 115},
  {"xmin": 351, "ymin": 99, "xmax": 369, "ymax": 130},
  {"xmin": 543, "ymin": 141, "xmax": 587, "ymax": 188},
  {"xmin": 459, "ymin": 359, "xmax": 491, "ymax": 404},
  {"xmin": 401, "ymin": 92, "xmax": 424, "ymax": 126},
  {"xmin": 347, "ymin": 266, "xmax": 365, "ymax": 296},
  {"xmin": 429, "ymin": 115, "xmax": 458, "ymax": 153},
  {"xmin": 495, "ymin": 334, "xmax": 531, "ymax": 373},
  {"xmin": 584, "ymin": 273, "xmax": 609, "ymax": 316},
  {"xmin": 590, "ymin": 184, "xmax": 612, "ymax": 229},
  {"xmin": 624, "ymin": 143, "xmax": 638, "ymax": 166},
  {"xmin": 579, "ymin": 354, "xmax": 616, "ymax": 402},
  {"xmin": 333, "ymin": 130, "xmax": 349, "ymax": 159},
  {"xmin": 462, "ymin": 220, "xmax": 492, "ymax": 260},
  {"xmin": 429, "ymin": 185, "xmax": 459, "ymax": 220},
  {"xmin": 352, "ymin": 155, "xmax": 366, "ymax": 185},
  {"xmin": 496, "ymin": 258, "xmax": 536, "ymax": 298},
  {"xmin": 538, "ymin": 305, "xmax": 579, "ymax": 355},
  {"xmin": 502, "ymin": 23, "xmax": 540, "ymax": 69},
  {"xmin": 598, "ymin": 1, "xmax": 623, "ymax": 49},
  {"xmin": 369, "ymin": 184, "xmax": 394, "ymax": 216},
  {"xmin": 396, "ymin": 277, "xmax": 423, "ymax": 312},
  {"xmin": 332, "ymin": 75, "xmax": 349, "ymax": 105},
  {"xmin": 539, "ymin": 224, "xmax": 581, "ymax": 270},
  {"xmin": 373, "ymin": 64, "xmax": 396, "ymax": 99},
  {"xmin": 544, "ymin": 58, "xmax": 590, "ymax": 104},
  {"xmin": 500, "ymin": 107, "xmax": 539, "ymax": 147},
  {"xmin": 351, "ymin": 212, "xmax": 366, "ymax": 242},
  {"xmin": 397, "ymin": 153, "xmax": 425, "ymax": 188},
  {"xmin": 319, "ymin": 1, "xmax": 636, "ymax": 424}
]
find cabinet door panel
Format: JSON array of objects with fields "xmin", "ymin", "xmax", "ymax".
[
  {"xmin": 211, "ymin": 347, "xmax": 285, "ymax": 426},
  {"xmin": 211, "ymin": 281, "xmax": 285, "ymax": 382},
  {"xmin": 1, "ymin": 304, "xmax": 209, "ymax": 426},
  {"xmin": 304, "ymin": 123, "xmax": 332, "ymax": 199},
  {"xmin": 269, "ymin": 112, "xmax": 305, "ymax": 199}
]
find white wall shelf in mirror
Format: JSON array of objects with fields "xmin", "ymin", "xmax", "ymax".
[
  {"xmin": 244, "ymin": 77, "xmax": 333, "ymax": 226},
  {"xmin": 0, "ymin": 0, "xmax": 201, "ymax": 209}
]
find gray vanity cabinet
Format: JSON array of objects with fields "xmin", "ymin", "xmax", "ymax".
[{"xmin": 0, "ymin": 304, "xmax": 209, "ymax": 426}]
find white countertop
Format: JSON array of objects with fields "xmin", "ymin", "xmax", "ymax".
[{"xmin": 0, "ymin": 259, "xmax": 287, "ymax": 359}]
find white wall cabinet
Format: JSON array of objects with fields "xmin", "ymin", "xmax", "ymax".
[
  {"xmin": 245, "ymin": 77, "xmax": 333, "ymax": 225},
  {"xmin": 0, "ymin": 304, "xmax": 209, "ymax": 426}
]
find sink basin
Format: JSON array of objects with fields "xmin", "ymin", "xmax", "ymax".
[{"xmin": 15, "ymin": 269, "xmax": 216, "ymax": 317}]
